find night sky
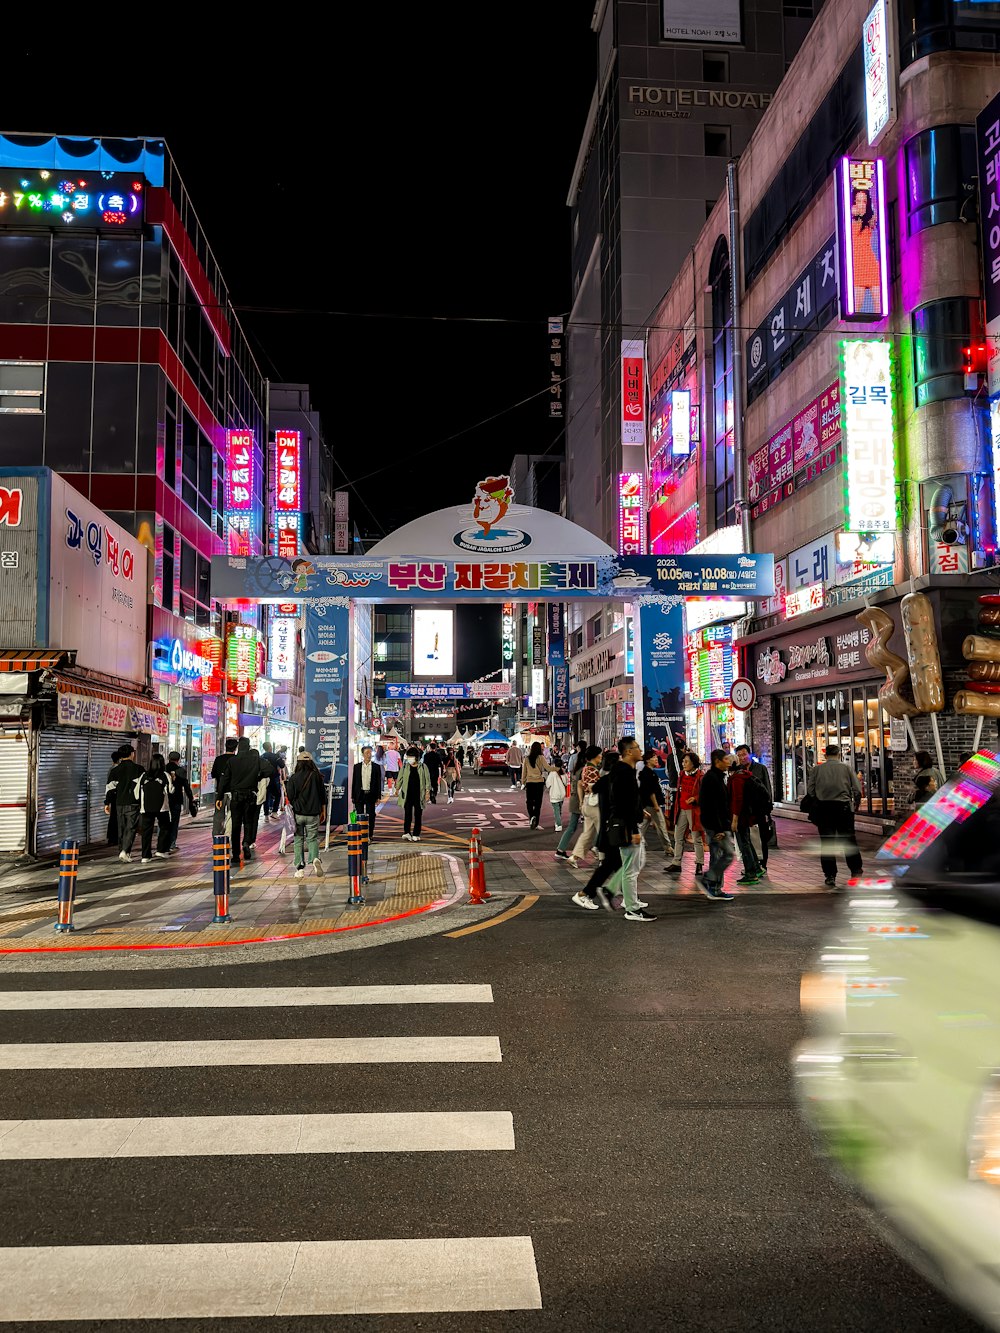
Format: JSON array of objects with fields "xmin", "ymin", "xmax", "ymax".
[{"xmin": 13, "ymin": 13, "xmax": 595, "ymax": 541}]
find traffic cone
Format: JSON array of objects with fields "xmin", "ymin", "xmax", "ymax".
[{"xmin": 468, "ymin": 827, "xmax": 491, "ymax": 903}]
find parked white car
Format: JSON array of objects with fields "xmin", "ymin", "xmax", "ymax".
[{"xmin": 794, "ymin": 751, "xmax": 1000, "ymax": 1331}]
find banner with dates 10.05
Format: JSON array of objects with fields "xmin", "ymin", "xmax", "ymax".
[{"xmin": 212, "ymin": 553, "xmax": 775, "ymax": 602}]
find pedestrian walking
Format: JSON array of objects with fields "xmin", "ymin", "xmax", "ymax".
[
  {"xmin": 351, "ymin": 744, "xmax": 383, "ymax": 841},
  {"xmin": 211, "ymin": 737, "xmax": 237, "ymax": 792},
  {"xmin": 728, "ymin": 752, "xmax": 766, "ymax": 885},
  {"xmin": 695, "ymin": 750, "xmax": 736, "ymax": 901},
  {"xmin": 261, "ymin": 741, "xmax": 286, "ymax": 820},
  {"xmin": 104, "ymin": 745, "xmax": 127, "ymax": 845},
  {"xmin": 383, "ymin": 744, "xmax": 401, "ymax": 793},
  {"xmin": 667, "ymin": 751, "xmax": 705, "ymax": 875},
  {"xmin": 443, "ymin": 748, "xmax": 461, "ymax": 803},
  {"xmin": 456, "ymin": 743, "xmax": 465, "ymax": 768},
  {"xmin": 638, "ymin": 750, "xmax": 672, "ymax": 855},
  {"xmin": 913, "ymin": 749, "xmax": 945, "ymax": 792},
  {"xmin": 545, "ymin": 760, "xmax": 568, "ymax": 831},
  {"xmin": 164, "ymin": 751, "xmax": 194, "ymax": 853},
  {"xmin": 522, "ymin": 741, "xmax": 555, "ymax": 828},
  {"xmin": 104, "ymin": 742, "xmax": 144, "ymax": 862},
  {"xmin": 397, "ymin": 746, "xmax": 430, "ymax": 841},
  {"xmin": 506, "ymin": 740, "xmax": 524, "ymax": 790},
  {"xmin": 735, "ymin": 744, "xmax": 775, "ymax": 867},
  {"xmin": 138, "ymin": 754, "xmax": 174, "ymax": 863},
  {"xmin": 560, "ymin": 744, "xmax": 603, "ymax": 865},
  {"xmin": 284, "ymin": 751, "xmax": 326, "ymax": 878},
  {"xmin": 553, "ymin": 749, "xmax": 585, "ymax": 858},
  {"xmin": 806, "ymin": 743, "xmax": 864, "ymax": 889},
  {"xmin": 423, "ymin": 740, "xmax": 444, "ymax": 804},
  {"xmin": 572, "ymin": 737, "xmax": 654, "ymax": 920},
  {"xmin": 217, "ymin": 736, "xmax": 262, "ymax": 867}
]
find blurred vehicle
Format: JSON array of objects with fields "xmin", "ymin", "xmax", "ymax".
[
  {"xmin": 475, "ymin": 743, "xmax": 510, "ymax": 775},
  {"xmin": 794, "ymin": 751, "xmax": 1000, "ymax": 1331}
]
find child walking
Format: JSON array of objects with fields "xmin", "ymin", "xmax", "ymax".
[{"xmin": 545, "ymin": 761, "xmax": 568, "ymax": 832}]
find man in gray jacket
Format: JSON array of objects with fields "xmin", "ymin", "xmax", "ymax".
[{"xmin": 807, "ymin": 744, "xmax": 863, "ymax": 888}]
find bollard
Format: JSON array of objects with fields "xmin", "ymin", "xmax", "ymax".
[
  {"xmin": 54, "ymin": 839, "xmax": 80, "ymax": 932},
  {"xmin": 468, "ymin": 827, "xmax": 491, "ymax": 904},
  {"xmin": 212, "ymin": 834, "xmax": 233, "ymax": 923},
  {"xmin": 346, "ymin": 812, "xmax": 366, "ymax": 908},
  {"xmin": 360, "ymin": 821, "xmax": 370, "ymax": 886}
]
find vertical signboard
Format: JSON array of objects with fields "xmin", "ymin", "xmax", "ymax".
[
  {"xmin": 670, "ymin": 389, "xmax": 692, "ymax": 456},
  {"xmin": 977, "ymin": 91, "xmax": 1000, "ymax": 396},
  {"xmin": 841, "ymin": 339, "xmax": 898, "ymax": 532},
  {"xmin": 547, "ymin": 602, "xmax": 565, "ymax": 665},
  {"xmin": 863, "ymin": 0, "xmax": 896, "ymax": 147},
  {"xmin": 304, "ymin": 604, "xmax": 350, "ymax": 828},
  {"xmin": 224, "ymin": 429, "xmax": 258, "ymax": 557},
  {"xmin": 273, "ymin": 428, "xmax": 301, "ymax": 559},
  {"xmin": 501, "ymin": 601, "xmax": 515, "ymax": 667},
  {"xmin": 532, "ymin": 622, "xmax": 545, "ymax": 667},
  {"xmin": 836, "ymin": 158, "xmax": 889, "ymax": 321},
  {"xmin": 269, "ymin": 616, "xmax": 297, "ymax": 680},
  {"xmin": 621, "ymin": 339, "xmax": 646, "ymax": 446},
  {"xmin": 547, "ymin": 316, "xmax": 564, "ymax": 420},
  {"xmin": 552, "ymin": 664, "xmax": 570, "ymax": 730},
  {"xmin": 618, "ymin": 472, "xmax": 646, "ymax": 556},
  {"xmin": 634, "ymin": 601, "xmax": 686, "ymax": 754},
  {"xmin": 334, "ymin": 490, "xmax": 349, "ymax": 555}
]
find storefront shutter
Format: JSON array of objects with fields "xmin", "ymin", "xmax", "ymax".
[
  {"xmin": 0, "ymin": 733, "xmax": 29, "ymax": 852},
  {"xmin": 36, "ymin": 727, "xmax": 90, "ymax": 853},
  {"xmin": 87, "ymin": 732, "xmax": 124, "ymax": 850}
]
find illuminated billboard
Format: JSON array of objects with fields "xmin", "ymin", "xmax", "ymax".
[
  {"xmin": 0, "ymin": 169, "xmax": 145, "ymax": 230},
  {"xmin": 224, "ymin": 430, "xmax": 256, "ymax": 512},
  {"xmin": 836, "ymin": 158, "xmax": 889, "ymax": 320},
  {"xmin": 841, "ymin": 339, "xmax": 898, "ymax": 532},
  {"xmin": 269, "ymin": 617, "xmax": 297, "ymax": 681},
  {"xmin": 621, "ymin": 340, "xmax": 645, "ymax": 446},
  {"xmin": 413, "ymin": 608, "xmax": 454, "ymax": 678},
  {"xmin": 227, "ymin": 624, "xmax": 261, "ymax": 695},
  {"xmin": 618, "ymin": 472, "xmax": 646, "ymax": 556},
  {"xmin": 274, "ymin": 429, "xmax": 301, "ymax": 511},
  {"xmin": 863, "ymin": 0, "xmax": 896, "ymax": 146}
]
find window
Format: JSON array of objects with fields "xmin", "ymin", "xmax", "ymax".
[
  {"xmin": 703, "ymin": 52, "xmax": 729, "ymax": 81},
  {"xmin": 912, "ymin": 297, "xmax": 983, "ymax": 406},
  {"xmin": 162, "ymin": 524, "xmax": 175, "ymax": 615},
  {"xmin": 0, "ymin": 361, "xmax": 43, "ymax": 413},
  {"xmin": 710, "ymin": 238, "xmax": 737, "ymax": 533},
  {"xmin": 180, "ymin": 406, "xmax": 213, "ymax": 526},
  {"xmin": 897, "ymin": 0, "xmax": 1000, "ymax": 68},
  {"xmin": 783, "ymin": 0, "xmax": 813, "ymax": 14},
  {"xmin": 905, "ymin": 125, "xmax": 978, "ymax": 234},
  {"xmin": 704, "ymin": 125, "xmax": 732, "ymax": 158}
]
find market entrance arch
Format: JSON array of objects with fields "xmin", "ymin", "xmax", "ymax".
[{"xmin": 211, "ymin": 498, "xmax": 773, "ymax": 827}]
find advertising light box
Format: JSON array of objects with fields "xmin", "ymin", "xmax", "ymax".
[
  {"xmin": 0, "ymin": 169, "xmax": 145, "ymax": 230},
  {"xmin": 836, "ymin": 158, "xmax": 889, "ymax": 321},
  {"xmin": 618, "ymin": 472, "xmax": 646, "ymax": 556},
  {"xmin": 842, "ymin": 339, "xmax": 898, "ymax": 532},
  {"xmin": 413, "ymin": 608, "xmax": 454, "ymax": 677}
]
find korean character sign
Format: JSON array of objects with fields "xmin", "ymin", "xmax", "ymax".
[
  {"xmin": 842, "ymin": 339, "xmax": 898, "ymax": 533},
  {"xmin": 977, "ymin": 92, "xmax": 1000, "ymax": 348},
  {"xmin": 621, "ymin": 339, "xmax": 646, "ymax": 446},
  {"xmin": 836, "ymin": 157, "xmax": 889, "ymax": 320}
]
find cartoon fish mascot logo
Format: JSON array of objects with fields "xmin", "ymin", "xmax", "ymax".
[{"xmin": 473, "ymin": 476, "xmax": 514, "ymax": 536}]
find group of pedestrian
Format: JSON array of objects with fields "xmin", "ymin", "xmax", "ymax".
[{"xmin": 104, "ymin": 743, "xmax": 195, "ymax": 864}]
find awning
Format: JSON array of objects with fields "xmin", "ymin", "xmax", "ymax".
[
  {"xmin": 50, "ymin": 673, "xmax": 169, "ymax": 737},
  {"xmin": 0, "ymin": 650, "xmax": 66, "ymax": 672}
]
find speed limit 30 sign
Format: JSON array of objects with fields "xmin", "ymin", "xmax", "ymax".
[{"xmin": 730, "ymin": 677, "xmax": 756, "ymax": 711}]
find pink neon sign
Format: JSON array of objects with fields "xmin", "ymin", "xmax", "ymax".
[
  {"xmin": 836, "ymin": 157, "xmax": 889, "ymax": 321},
  {"xmin": 274, "ymin": 429, "xmax": 301, "ymax": 512},
  {"xmin": 224, "ymin": 430, "xmax": 256, "ymax": 512},
  {"xmin": 618, "ymin": 472, "xmax": 646, "ymax": 556}
]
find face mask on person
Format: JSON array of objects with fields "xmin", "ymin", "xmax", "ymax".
[{"xmin": 408, "ymin": 757, "xmax": 417, "ymax": 766}]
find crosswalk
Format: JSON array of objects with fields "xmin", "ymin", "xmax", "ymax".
[{"xmin": 0, "ymin": 981, "xmax": 542, "ymax": 1321}]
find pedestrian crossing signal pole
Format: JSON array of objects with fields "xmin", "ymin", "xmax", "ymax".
[
  {"xmin": 212, "ymin": 834, "xmax": 233, "ymax": 923},
  {"xmin": 54, "ymin": 839, "xmax": 79, "ymax": 932},
  {"xmin": 468, "ymin": 827, "xmax": 490, "ymax": 904},
  {"xmin": 347, "ymin": 811, "xmax": 366, "ymax": 908}
]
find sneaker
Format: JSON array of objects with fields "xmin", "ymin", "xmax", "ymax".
[
  {"xmin": 635, "ymin": 899, "xmax": 649, "ymax": 909},
  {"xmin": 624, "ymin": 908, "xmax": 657, "ymax": 921},
  {"xmin": 694, "ymin": 875, "xmax": 712, "ymax": 897},
  {"xmin": 153, "ymin": 851, "xmax": 169, "ymax": 860},
  {"xmin": 704, "ymin": 884, "xmax": 735, "ymax": 901},
  {"xmin": 313, "ymin": 857, "xmax": 324, "ymax": 877},
  {"xmin": 118, "ymin": 851, "xmax": 130, "ymax": 862},
  {"xmin": 448, "ymin": 796, "xmax": 454, "ymax": 804},
  {"xmin": 140, "ymin": 857, "xmax": 151, "ymax": 864},
  {"xmin": 529, "ymin": 816, "xmax": 537, "ymax": 829},
  {"xmin": 594, "ymin": 885, "xmax": 612, "ymax": 912},
  {"xmin": 294, "ymin": 867, "xmax": 305, "ymax": 879},
  {"xmin": 168, "ymin": 847, "xmax": 179, "ymax": 856},
  {"xmin": 736, "ymin": 874, "xmax": 759, "ymax": 885},
  {"xmin": 665, "ymin": 863, "xmax": 681, "ymax": 875},
  {"xmin": 554, "ymin": 849, "xmax": 569, "ymax": 861},
  {"xmin": 824, "ymin": 877, "xmax": 837, "ymax": 888},
  {"xmin": 611, "ymin": 893, "xmax": 624, "ymax": 912},
  {"xmin": 411, "ymin": 835, "xmax": 421, "ymax": 842},
  {"xmin": 401, "ymin": 833, "xmax": 412, "ymax": 841},
  {"xmin": 554, "ymin": 825, "xmax": 563, "ymax": 832},
  {"xmin": 571, "ymin": 891, "xmax": 600, "ymax": 911}
]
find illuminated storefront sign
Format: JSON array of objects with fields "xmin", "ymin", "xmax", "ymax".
[
  {"xmin": 686, "ymin": 625, "xmax": 735, "ymax": 702},
  {"xmin": 618, "ymin": 472, "xmax": 646, "ymax": 556},
  {"xmin": 152, "ymin": 637, "xmax": 215, "ymax": 688},
  {"xmin": 836, "ymin": 158, "xmax": 889, "ymax": 320},
  {"xmin": 671, "ymin": 389, "xmax": 692, "ymax": 456},
  {"xmin": 842, "ymin": 338, "xmax": 897, "ymax": 532},
  {"xmin": 253, "ymin": 677, "xmax": 275, "ymax": 708},
  {"xmin": 274, "ymin": 429, "xmax": 301, "ymax": 511},
  {"xmin": 836, "ymin": 530, "xmax": 895, "ymax": 568},
  {"xmin": 225, "ymin": 697, "xmax": 240, "ymax": 735},
  {"xmin": 227, "ymin": 624, "xmax": 261, "ymax": 695},
  {"xmin": 863, "ymin": 0, "xmax": 896, "ymax": 146},
  {"xmin": 501, "ymin": 601, "xmax": 515, "ymax": 666},
  {"xmin": 274, "ymin": 515, "xmax": 301, "ymax": 560},
  {"xmin": 225, "ymin": 430, "xmax": 256, "ymax": 512},
  {"xmin": 621, "ymin": 339, "xmax": 646, "ymax": 446},
  {"xmin": 993, "ymin": 401, "xmax": 1000, "ymax": 549},
  {"xmin": 785, "ymin": 581, "xmax": 826, "ymax": 619},
  {"xmin": 269, "ymin": 617, "xmax": 297, "ymax": 680},
  {"xmin": 0, "ymin": 169, "xmax": 144, "ymax": 230}
]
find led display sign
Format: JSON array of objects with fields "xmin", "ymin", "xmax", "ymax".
[
  {"xmin": 225, "ymin": 430, "xmax": 256, "ymax": 512},
  {"xmin": 836, "ymin": 158, "xmax": 889, "ymax": 320},
  {"xmin": 671, "ymin": 389, "xmax": 692, "ymax": 456},
  {"xmin": 274, "ymin": 429, "xmax": 301, "ymax": 511},
  {"xmin": 227, "ymin": 624, "xmax": 261, "ymax": 695},
  {"xmin": 413, "ymin": 608, "xmax": 454, "ymax": 678},
  {"xmin": 501, "ymin": 601, "xmax": 515, "ymax": 666},
  {"xmin": 863, "ymin": 0, "xmax": 896, "ymax": 146},
  {"xmin": 0, "ymin": 169, "xmax": 145, "ymax": 230},
  {"xmin": 785, "ymin": 581, "xmax": 826, "ymax": 620},
  {"xmin": 621, "ymin": 340, "xmax": 646, "ymax": 446},
  {"xmin": 269, "ymin": 617, "xmax": 296, "ymax": 680},
  {"xmin": 152, "ymin": 637, "xmax": 214, "ymax": 688},
  {"xmin": 842, "ymin": 339, "xmax": 898, "ymax": 532},
  {"xmin": 685, "ymin": 625, "xmax": 734, "ymax": 702},
  {"xmin": 618, "ymin": 472, "xmax": 646, "ymax": 557}
]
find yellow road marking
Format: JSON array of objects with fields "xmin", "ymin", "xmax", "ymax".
[
  {"xmin": 445, "ymin": 894, "xmax": 539, "ymax": 938},
  {"xmin": 377, "ymin": 813, "xmax": 492, "ymax": 852}
]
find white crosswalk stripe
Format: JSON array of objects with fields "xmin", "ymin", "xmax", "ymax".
[{"xmin": 0, "ymin": 979, "xmax": 541, "ymax": 1320}]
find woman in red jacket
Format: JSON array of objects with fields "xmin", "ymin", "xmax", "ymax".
[{"xmin": 667, "ymin": 751, "xmax": 705, "ymax": 875}]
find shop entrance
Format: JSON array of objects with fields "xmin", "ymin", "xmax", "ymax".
[{"xmin": 774, "ymin": 684, "xmax": 894, "ymax": 817}]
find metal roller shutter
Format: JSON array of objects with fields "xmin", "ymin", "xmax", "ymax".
[
  {"xmin": 36, "ymin": 727, "xmax": 90, "ymax": 853},
  {"xmin": 87, "ymin": 732, "xmax": 124, "ymax": 850},
  {"xmin": 0, "ymin": 733, "xmax": 29, "ymax": 852}
]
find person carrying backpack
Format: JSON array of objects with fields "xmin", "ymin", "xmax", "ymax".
[
  {"xmin": 283, "ymin": 751, "xmax": 327, "ymax": 878},
  {"xmin": 165, "ymin": 751, "xmax": 194, "ymax": 853},
  {"xmin": 104, "ymin": 742, "xmax": 144, "ymax": 863},
  {"xmin": 729, "ymin": 746, "xmax": 769, "ymax": 884},
  {"xmin": 138, "ymin": 754, "xmax": 174, "ymax": 863},
  {"xmin": 735, "ymin": 744, "xmax": 775, "ymax": 871}
]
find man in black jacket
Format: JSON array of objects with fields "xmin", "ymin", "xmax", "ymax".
[
  {"xmin": 696, "ymin": 750, "xmax": 736, "ymax": 900},
  {"xmin": 217, "ymin": 737, "xmax": 261, "ymax": 865},
  {"xmin": 165, "ymin": 751, "xmax": 194, "ymax": 853},
  {"xmin": 572, "ymin": 738, "xmax": 655, "ymax": 921},
  {"xmin": 351, "ymin": 745, "xmax": 383, "ymax": 842},
  {"xmin": 422, "ymin": 741, "xmax": 443, "ymax": 803},
  {"xmin": 104, "ymin": 742, "xmax": 144, "ymax": 862}
]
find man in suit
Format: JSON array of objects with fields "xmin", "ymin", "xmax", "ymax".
[{"xmin": 351, "ymin": 745, "xmax": 383, "ymax": 842}]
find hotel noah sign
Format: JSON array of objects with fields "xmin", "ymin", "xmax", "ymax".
[{"xmin": 628, "ymin": 86, "xmax": 773, "ymax": 111}]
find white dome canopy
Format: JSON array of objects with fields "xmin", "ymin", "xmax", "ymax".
[{"xmin": 367, "ymin": 503, "xmax": 615, "ymax": 559}]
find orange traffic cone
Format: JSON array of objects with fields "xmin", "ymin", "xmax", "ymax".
[{"xmin": 468, "ymin": 827, "xmax": 491, "ymax": 903}]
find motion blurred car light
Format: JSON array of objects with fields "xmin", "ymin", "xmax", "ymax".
[
  {"xmin": 969, "ymin": 1080, "xmax": 1000, "ymax": 1185},
  {"xmin": 800, "ymin": 971, "xmax": 846, "ymax": 1018}
]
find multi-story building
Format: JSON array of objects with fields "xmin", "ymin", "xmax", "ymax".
[
  {"xmin": 640, "ymin": 0, "xmax": 1000, "ymax": 824},
  {"xmin": 0, "ymin": 132, "xmax": 271, "ymax": 818},
  {"xmin": 565, "ymin": 0, "xmax": 818, "ymax": 738}
]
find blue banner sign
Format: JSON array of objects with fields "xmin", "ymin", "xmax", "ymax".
[
  {"xmin": 636, "ymin": 601, "xmax": 686, "ymax": 755},
  {"xmin": 553, "ymin": 665, "xmax": 570, "ymax": 730},
  {"xmin": 211, "ymin": 552, "xmax": 775, "ymax": 602},
  {"xmin": 304, "ymin": 606, "xmax": 350, "ymax": 827}
]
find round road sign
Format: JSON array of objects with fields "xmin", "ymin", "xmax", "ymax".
[{"xmin": 730, "ymin": 677, "xmax": 756, "ymax": 711}]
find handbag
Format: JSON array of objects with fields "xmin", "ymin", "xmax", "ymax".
[
  {"xmin": 188, "ymin": 797, "xmax": 199, "ymax": 818},
  {"xmin": 606, "ymin": 815, "xmax": 630, "ymax": 847}
]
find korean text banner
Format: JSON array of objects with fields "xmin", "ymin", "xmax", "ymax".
[
  {"xmin": 636, "ymin": 601, "xmax": 686, "ymax": 754},
  {"xmin": 304, "ymin": 605, "xmax": 350, "ymax": 828},
  {"xmin": 211, "ymin": 552, "xmax": 775, "ymax": 601}
]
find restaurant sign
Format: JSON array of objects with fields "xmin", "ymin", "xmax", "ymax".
[{"xmin": 750, "ymin": 612, "xmax": 875, "ymax": 692}]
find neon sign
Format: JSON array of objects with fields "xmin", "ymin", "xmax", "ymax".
[
  {"xmin": 274, "ymin": 430, "xmax": 301, "ymax": 511},
  {"xmin": 842, "ymin": 339, "xmax": 898, "ymax": 532},
  {"xmin": 270, "ymin": 617, "xmax": 296, "ymax": 680},
  {"xmin": 621, "ymin": 340, "xmax": 645, "ymax": 446},
  {"xmin": 152, "ymin": 637, "xmax": 213, "ymax": 686},
  {"xmin": 836, "ymin": 158, "xmax": 889, "ymax": 320},
  {"xmin": 671, "ymin": 389, "xmax": 692, "ymax": 456},
  {"xmin": 618, "ymin": 472, "xmax": 646, "ymax": 556},
  {"xmin": 224, "ymin": 430, "xmax": 256, "ymax": 512},
  {"xmin": 0, "ymin": 169, "xmax": 144, "ymax": 230},
  {"xmin": 227, "ymin": 624, "xmax": 261, "ymax": 695}
]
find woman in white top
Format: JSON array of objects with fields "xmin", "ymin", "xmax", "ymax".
[
  {"xmin": 522, "ymin": 741, "xmax": 555, "ymax": 829},
  {"xmin": 545, "ymin": 763, "xmax": 568, "ymax": 831}
]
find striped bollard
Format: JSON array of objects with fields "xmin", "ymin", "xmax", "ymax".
[
  {"xmin": 360, "ymin": 821, "xmax": 370, "ymax": 886},
  {"xmin": 54, "ymin": 839, "xmax": 80, "ymax": 932},
  {"xmin": 346, "ymin": 812, "xmax": 365, "ymax": 907},
  {"xmin": 212, "ymin": 834, "xmax": 233, "ymax": 923}
]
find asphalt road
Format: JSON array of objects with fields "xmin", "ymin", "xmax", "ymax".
[{"xmin": 0, "ymin": 877, "xmax": 981, "ymax": 1330}]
